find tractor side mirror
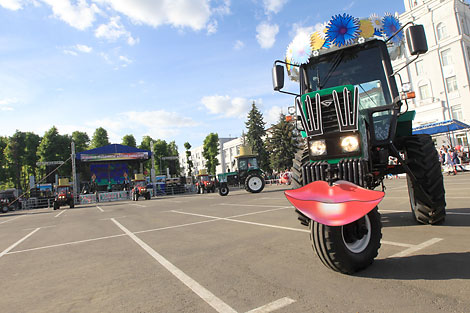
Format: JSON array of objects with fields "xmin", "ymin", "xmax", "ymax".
[
  {"xmin": 406, "ymin": 25, "xmax": 428, "ymax": 56},
  {"xmin": 272, "ymin": 64, "xmax": 284, "ymax": 91}
]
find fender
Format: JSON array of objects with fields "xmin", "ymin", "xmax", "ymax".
[{"xmin": 284, "ymin": 180, "xmax": 384, "ymax": 226}]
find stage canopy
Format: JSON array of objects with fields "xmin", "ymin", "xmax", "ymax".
[
  {"xmin": 76, "ymin": 144, "xmax": 151, "ymax": 162},
  {"xmin": 412, "ymin": 119, "xmax": 470, "ymax": 136}
]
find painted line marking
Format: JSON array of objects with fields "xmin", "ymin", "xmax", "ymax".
[
  {"xmin": 0, "ymin": 215, "xmax": 23, "ymax": 224},
  {"xmin": 111, "ymin": 218, "xmax": 238, "ymax": 313},
  {"xmin": 54, "ymin": 209, "xmax": 67, "ymax": 218},
  {"xmin": 99, "ymin": 216, "xmax": 127, "ymax": 220},
  {"xmin": 217, "ymin": 203, "xmax": 287, "ymax": 208},
  {"xmin": 7, "ymin": 234, "xmax": 126, "ymax": 255},
  {"xmin": 0, "ymin": 228, "xmax": 40, "ymax": 258},
  {"xmin": 23, "ymin": 225, "xmax": 56, "ymax": 231},
  {"xmin": 130, "ymin": 203, "xmax": 147, "ymax": 208},
  {"xmin": 381, "ymin": 240, "xmax": 413, "ymax": 248},
  {"xmin": 96, "ymin": 206, "xmax": 104, "ymax": 212},
  {"xmin": 389, "ymin": 238, "xmax": 443, "ymax": 258},
  {"xmin": 245, "ymin": 297, "xmax": 296, "ymax": 313}
]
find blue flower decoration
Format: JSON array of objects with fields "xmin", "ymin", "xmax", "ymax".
[
  {"xmin": 326, "ymin": 14, "xmax": 360, "ymax": 47},
  {"xmin": 382, "ymin": 14, "xmax": 403, "ymax": 44}
]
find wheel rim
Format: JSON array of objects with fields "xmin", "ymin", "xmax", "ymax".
[
  {"xmin": 248, "ymin": 176, "xmax": 262, "ymax": 191},
  {"xmin": 341, "ymin": 215, "xmax": 371, "ymax": 253},
  {"xmin": 221, "ymin": 187, "xmax": 228, "ymax": 194}
]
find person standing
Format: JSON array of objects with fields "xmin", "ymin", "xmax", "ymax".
[{"xmin": 444, "ymin": 149, "xmax": 457, "ymax": 175}]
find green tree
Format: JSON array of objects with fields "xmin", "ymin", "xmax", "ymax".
[
  {"xmin": 265, "ymin": 113, "xmax": 299, "ymax": 172},
  {"xmin": 122, "ymin": 134, "xmax": 137, "ymax": 148},
  {"xmin": 90, "ymin": 127, "xmax": 110, "ymax": 149},
  {"xmin": 203, "ymin": 133, "xmax": 219, "ymax": 175},
  {"xmin": 37, "ymin": 126, "xmax": 72, "ymax": 180},
  {"xmin": 153, "ymin": 139, "xmax": 168, "ymax": 175},
  {"xmin": 4, "ymin": 131, "xmax": 26, "ymax": 189},
  {"xmin": 138, "ymin": 136, "xmax": 155, "ymax": 175},
  {"xmin": 245, "ymin": 101, "xmax": 270, "ymax": 172},
  {"xmin": 0, "ymin": 136, "xmax": 10, "ymax": 188},
  {"xmin": 72, "ymin": 131, "xmax": 90, "ymax": 152},
  {"xmin": 167, "ymin": 140, "xmax": 180, "ymax": 176},
  {"xmin": 23, "ymin": 132, "xmax": 41, "ymax": 186},
  {"xmin": 184, "ymin": 142, "xmax": 193, "ymax": 177}
]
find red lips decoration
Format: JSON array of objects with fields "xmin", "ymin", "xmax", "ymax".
[{"xmin": 284, "ymin": 180, "xmax": 384, "ymax": 226}]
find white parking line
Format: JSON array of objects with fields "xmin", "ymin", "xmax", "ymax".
[
  {"xmin": 130, "ymin": 203, "xmax": 147, "ymax": 208},
  {"xmin": 111, "ymin": 218, "xmax": 238, "ymax": 313},
  {"xmin": 0, "ymin": 228, "xmax": 40, "ymax": 258},
  {"xmin": 96, "ymin": 206, "xmax": 104, "ymax": 212},
  {"xmin": 389, "ymin": 238, "xmax": 443, "ymax": 258},
  {"xmin": 245, "ymin": 297, "xmax": 296, "ymax": 313},
  {"xmin": 54, "ymin": 209, "xmax": 67, "ymax": 217},
  {"xmin": 218, "ymin": 203, "xmax": 287, "ymax": 208},
  {"xmin": 0, "ymin": 215, "xmax": 23, "ymax": 224}
]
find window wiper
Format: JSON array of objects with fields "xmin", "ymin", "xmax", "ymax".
[{"xmin": 318, "ymin": 51, "xmax": 344, "ymax": 89}]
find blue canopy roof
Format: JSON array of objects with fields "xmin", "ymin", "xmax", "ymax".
[
  {"xmin": 412, "ymin": 119, "xmax": 470, "ymax": 135},
  {"xmin": 76, "ymin": 144, "xmax": 151, "ymax": 162}
]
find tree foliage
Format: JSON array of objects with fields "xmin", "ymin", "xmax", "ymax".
[
  {"xmin": 265, "ymin": 113, "xmax": 299, "ymax": 172},
  {"xmin": 245, "ymin": 101, "xmax": 270, "ymax": 172},
  {"xmin": 37, "ymin": 126, "xmax": 72, "ymax": 180},
  {"xmin": 203, "ymin": 133, "xmax": 219, "ymax": 175},
  {"xmin": 184, "ymin": 142, "xmax": 193, "ymax": 176},
  {"xmin": 72, "ymin": 131, "xmax": 90, "ymax": 153},
  {"xmin": 122, "ymin": 134, "xmax": 137, "ymax": 148},
  {"xmin": 90, "ymin": 127, "xmax": 110, "ymax": 149}
]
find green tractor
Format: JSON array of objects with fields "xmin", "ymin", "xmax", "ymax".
[
  {"xmin": 217, "ymin": 146, "xmax": 265, "ymax": 196},
  {"xmin": 272, "ymin": 14, "xmax": 445, "ymax": 274}
]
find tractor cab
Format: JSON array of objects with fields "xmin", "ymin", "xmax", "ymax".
[{"xmin": 53, "ymin": 178, "xmax": 74, "ymax": 210}]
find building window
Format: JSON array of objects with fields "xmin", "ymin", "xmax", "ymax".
[
  {"xmin": 446, "ymin": 76, "xmax": 458, "ymax": 93},
  {"xmin": 415, "ymin": 60, "xmax": 424, "ymax": 76},
  {"xmin": 418, "ymin": 84, "xmax": 431, "ymax": 99},
  {"xmin": 441, "ymin": 49, "xmax": 453, "ymax": 66},
  {"xmin": 436, "ymin": 23, "xmax": 448, "ymax": 41},
  {"xmin": 451, "ymin": 105, "xmax": 463, "ymax": 120}
]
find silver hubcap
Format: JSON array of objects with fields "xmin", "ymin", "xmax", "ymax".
[
  {"xmin": 248, "ymin": 176, "xmax": 262, "ymax": 191},
  {"xmin": 341, "ymin": 215, "xmax": 371, "ymax": 253}
]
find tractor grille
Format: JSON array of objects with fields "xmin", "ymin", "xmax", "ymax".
[
  {"xmin": 320, "ymin": 94, "xmax": 340, "ymax": 133},
  {"xmin": 301, "ymin": 159, "xmax": 369, "ymax": 187}
]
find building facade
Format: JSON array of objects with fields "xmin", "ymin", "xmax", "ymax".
[{"xmin": 392, "ymin": 0, "xmax": 470, "ymax": 146}]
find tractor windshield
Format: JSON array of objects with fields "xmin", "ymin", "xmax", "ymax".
[
  {"xmin": 57, "ymin": 187, "xmax": 69, "ymax": 194},
  {"xmin": 239, "ymin": 157, "xmax": 259, "ymax": 171},
  {"xmin": 304, "ymin": 41, "xmax": 392, "ymax": 107},
  {"xmin": 199, "ymin": 176, "xmax": 209, "ymax": 181}
]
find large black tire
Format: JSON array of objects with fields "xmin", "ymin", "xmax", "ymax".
[
  {"xmin": 218, "ymin": 184, "xmax": 229, "ymax": 196},
  {"xmin": 310, "ymin": 208, "xmax": 382, "ymax": 274},
  {"xmin": 145, "ymin": 193, "xmax": 150, "ymax": 200},
  {"xmin": 53, "ymin": 201, "xmax": 59, "ymax": 210},
  {"xmin": 403, "ymin": 135, "xmax": 446, "ymax": 224},
  {"xmin": 69, "ymin": 199, "xmax": 75, "ymax": 209},
  {"xmin": 1, "ymin": 205, "xmax": 8, "ymax": 213},
  {"xmin": 245, "ymin": 173, "xmax": 265, "ymax": 193},
  {"xmin": 292, "ymin": 143, "xmax": 309, "ymax": 188}
]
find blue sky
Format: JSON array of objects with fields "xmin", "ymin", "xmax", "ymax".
[{"xmin": 0, "ymin": 0, "xmax": 405, "ymax": 152}]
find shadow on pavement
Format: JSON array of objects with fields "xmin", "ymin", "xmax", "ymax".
[
  {"xmin": 380, "ymin": 209, "xmax": 470, "ymax": 228},
  {"xmin": 360, "ymin": 252, "xmax": 470, "ymax": 280}
]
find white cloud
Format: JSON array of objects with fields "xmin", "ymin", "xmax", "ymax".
[
  {"xmin": 95, "ymin": 16, "xmax": 138, "ymax": 45},
  {"xmin": 63, "ymin": 49, "xmax": 78, "ymax": 56},
  {"xmin": 95, "ymin": 0, "xmax": 213, "ymax": 31},
  {"xmin": 0, "ymin": 0, "xmax": 24, "ymax": 10},
  {"xmin": 0, "ymin": 97, "xmax": 18, "ymax": 111},
  {"xmin": 265, "ymin": 106, "xmax": 283, "ymax": 125},
  {"xmin": 201, "ymin": 95, "xmax": 252, "ymax": 118},
  {"xmin": 75, "ymin": 44, "xmax": 92, "ymax": 53},
  {"xmin": 41, "ymin": 0, "xmax": 100, "ymax": 30},
  {"xmin": 206, "ymin": 20, "xmax": 217, "ymax": 35},
  {"xmin": 290, "ymin": 23, "xmax": 314, "ymax": 38},
  {"xmin": 262, "ymin": 0, "xmax": 288, "ymax": 14},
  {"xmin": 234, "ymin": 40, "xmax": 244, "ymax": 50},
  {"xmin": 256, "ymin": 22, "xmax": 279, "ymax": 49},
  {"xmin": 119, "ymin": 55, "xmax": 131, "ymax": 63}
]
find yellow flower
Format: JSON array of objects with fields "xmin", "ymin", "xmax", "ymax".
[{"xmin": 359, "ymin": 19, "xmax": 374, "ymax": 38}]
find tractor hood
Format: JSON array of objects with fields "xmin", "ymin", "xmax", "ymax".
[{"xmin": 284, "ymin": 180, "xmax": 384, "ymax": 226}]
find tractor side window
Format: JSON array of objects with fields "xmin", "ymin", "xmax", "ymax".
[
  {"xmin": 357, "ymin": 80, "xmax": 387, "ymax": 110},
  {"xmin": 247, "ymin": 157, "xmax": 258, "ymax": 169},
  {"xmin": 372, "ymin": 110, "xmax": 393, "ymax": 141},
  {"xmin": 239, "ymin": 160, "xmax": 247, "ymax": 170}
]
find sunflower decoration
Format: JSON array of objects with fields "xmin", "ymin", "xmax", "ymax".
[
  {"xmin": 310, "ymin": 31, "xmax": 326, "ymax": 51},
  {"xmin": 359, "ymin": 19, "xmax": 374, "ymax": 39},
  {"xmin": 290, "ymin": 32, "xmax": 312, "ymax": 65},
  {"xmin": 326, "ymin": 13, "xmax": 360, "ymax": 47},
  {"xmin": 382, "ymin": 13, "xmax": 403, "ymax": 44}
]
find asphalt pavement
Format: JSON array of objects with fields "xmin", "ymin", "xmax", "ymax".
[{"xmin": 1, "ymin": 174, "xmax": 469, "ymax": 313}]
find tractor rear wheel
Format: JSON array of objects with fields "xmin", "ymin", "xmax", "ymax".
[
  {"xmin": 1, "ymin": 205, "xmax": 8, "ymax": 213},
  {"xmin": 245, "ymin": 173, "xmax": 265, "ymax": 193},
  {"xmin": 292, "ymin": 142, "xmax": 309, "ymax": 189},
  {"xmin": 310, "ymin": 208, "xmax": 382, "ymax": 274},
  {"xmin": 403, "ymin": 134, "xmax": 446, "ymax": 224}
]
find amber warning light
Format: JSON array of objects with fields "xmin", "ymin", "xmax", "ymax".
[{"xmin": 401, "ymin": 91, "xmax": 416, "ymax": 100}]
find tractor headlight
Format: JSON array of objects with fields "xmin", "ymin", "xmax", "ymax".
[
  {"xmin": 340, "ymin": 136, "xmax": 360, "ymax": 153},
  {"xmin": 310, "ymin": 140, "xmax": 327, "ymax": 156}
]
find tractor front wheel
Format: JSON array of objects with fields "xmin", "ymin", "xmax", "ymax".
[
  {"xmin": 69, "ymin": 199, "xmax": 75, "ymax": 209},
  {"xmin": 245, "ymin": 173, "xmax": 265, "ymax": 193},
  {"xmin": 310, "ymin": 208, "xmax": 382, "ymax": 274},
  {"xmin": 292, "ymin": 142, "xmax": 309, "ymax": 189},
  {"xmin": 53, "ymin": 202, "xmax": 59, "ymax": 210},
  {"xmin": 218, "ymin": 184, "xmax": 229, "ymax": 196},
  {"xmin": 1, "ymin": 205, "xmax": 8, "ymax": 213}
]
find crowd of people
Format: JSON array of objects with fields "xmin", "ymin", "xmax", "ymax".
[{"xmin": 438, "ymin": 145, "xmax": 469, "ymax": 175}]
